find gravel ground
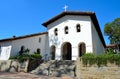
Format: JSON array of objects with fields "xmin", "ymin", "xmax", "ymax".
[{"xmin": 0, "ymin": 72, "xmax": 78, "ymax": 79}]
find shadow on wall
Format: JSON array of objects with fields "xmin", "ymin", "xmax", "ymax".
[{"xmin": 49, "ymin": 34, "xmax": 61, "ymax": 47}]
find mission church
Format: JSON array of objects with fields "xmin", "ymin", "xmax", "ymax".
[{"xmin": 0, "ymin": 11, "xmax": 106, "ymax": 60}]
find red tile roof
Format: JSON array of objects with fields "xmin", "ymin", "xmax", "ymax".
[{"xmin": 106, "ymin": 44, "xmax": 120, "ymax": 48}]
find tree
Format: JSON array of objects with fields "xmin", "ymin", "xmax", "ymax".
[{"xmin": 104, "ymin": 18, "xmax": 120, "ymax": 44}]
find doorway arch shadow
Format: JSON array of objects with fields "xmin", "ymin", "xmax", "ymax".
[{"xmin": 61, "ymin": 42, "xmax": 72, "ymax": 60}]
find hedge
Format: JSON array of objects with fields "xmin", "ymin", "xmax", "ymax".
[{"xmin": 81, "ymin": 53, "xmax": 120, "ymax": 67}]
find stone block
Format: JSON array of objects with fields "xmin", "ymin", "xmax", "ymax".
[
  {"xmin": 0, "ymin": 60, "xmax": 11, "ymax": 71},
  {"xmin": 9, "ymin": 60, "xmax": 19, "ymax": 72}
]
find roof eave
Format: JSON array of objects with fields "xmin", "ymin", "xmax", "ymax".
[
  {"xmin": 42, "ymin": 11, "xmax": 95, "ymax": 27},
  {"xmin": 0, "ymin": 32, "xmax": 48, "ymax": 42}
]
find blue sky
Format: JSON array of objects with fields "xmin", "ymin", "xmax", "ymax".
[{"xmin": 0, "ymin": 0, "xmax": 120, "ymax": 44}]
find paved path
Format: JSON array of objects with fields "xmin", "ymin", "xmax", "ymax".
[{"xmin": 0, "ymin": 72, "xmax": 78, "ymax": 79}]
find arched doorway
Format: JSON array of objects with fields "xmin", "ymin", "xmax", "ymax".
[
  {"xmin": 61, "ymin": 42, "xmax": 72, "ymax": 60},
  {"xmin": 50, "ymin": 45, "xmax": 56, "ymax": 60},
  {"xmin": 78, "ymin": 42, "xmax": 86, "ymax": 57}
]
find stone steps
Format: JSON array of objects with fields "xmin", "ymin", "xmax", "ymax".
[{"xmin": 30, "ymin": 60, "xmax": 76, "ymax": 77}]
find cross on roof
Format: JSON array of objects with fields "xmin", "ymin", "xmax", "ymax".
[{"xmin": 63, "ymin": 5, "xmax": 68, "ymax": 12}]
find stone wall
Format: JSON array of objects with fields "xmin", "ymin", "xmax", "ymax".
[
  {"xmin": 0, "ymin": 59, "xmax": 42, "ymax": 73},
  {"xmin": 0, "ymin": 60, "xmax": 29, "ymax": 72},
  {"xmin": 76, "ymin": 58, "xmax": 120, "ymax": 79},
  {"xmin": 0, "ymin": 60, "xmax": 19, "ymax": 72}
]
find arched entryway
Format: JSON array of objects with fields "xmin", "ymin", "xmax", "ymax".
[
  {"xmin": 61, "ymin": 42, "xmax": 72, "ymax": 60},
  {"xmin": 78, "ymin": 42, "xmax": 86, "ymax": 57},
  {"xmin": 50, "ymin": 45, "xmax": 56, "ymax": 60}
]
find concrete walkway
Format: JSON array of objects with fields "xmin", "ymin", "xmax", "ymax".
[{"xmin": 0, "ymin": 72, "xmax": 78, "ymax": 79}]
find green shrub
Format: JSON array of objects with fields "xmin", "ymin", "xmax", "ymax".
[
  {"xmin": 30, "ymin": 53, "xmax": 42, "ymax": 59},
  {"xmin": 114, "ymin": 54, "xmax": 120, "ymax": 66},
  {"xmin": 10, "ymin": 54, "xmax": 29, "ymax": 61},
  {"xmin": 10, "ymin": 53, "xmax": 42, "ymax": 61},
  {"xmin": 81, "ymin": 53, "xmax": 120, "ymax": 67},
  {"xmin": 96, "ymin": 54, "xmax": 107, "ymax": 67},
  {"xmin": 10, "ymin": 47, "xmax": 42, "ymax": 61},
  {"xmin": 82, "ymin": 53, "xmax": 96, "ymax": 66}
]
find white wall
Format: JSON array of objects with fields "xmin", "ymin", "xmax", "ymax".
[
  {"xmin": 47, "ymin": 15, "xmax": 93, "ymax": 60},
  {"xmin": 11, "ymin": 34, "xmax": 48, "ymax": 57},
  {"xmin": 91, "ymin": 22, "xmax": 105, "ymax": 54},
  {"xmin": 0, "ymin": 33, "xmax": 49, "ymax": 60}
]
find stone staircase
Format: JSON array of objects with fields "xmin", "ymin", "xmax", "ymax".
[{"xmin": 30, "ymin": 60, "xmax": 76, "ymax": 77}]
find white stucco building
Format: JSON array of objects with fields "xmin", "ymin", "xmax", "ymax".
[
  {"xmin": 0, "ymin": 11, "xmax": 106, "ymax": 60},
  {"xmin": 0, "ymin": 32, "xmax": 49, "ymax": 60}
]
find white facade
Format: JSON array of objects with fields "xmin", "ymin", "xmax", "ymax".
[
  {"xmin": 0, "ymin": 11, "xmax": 106, "ymax": 60},
  {"xmin": 0, "ymin": 33, "xmax": 49, "ymax": 60},
  {"xmin": 43, "ymin": 11, "xmax": 106, "ymax": 60},
  {"xmin": 47, "ymin": 15, "xmax": 93, "ymax": 60}
]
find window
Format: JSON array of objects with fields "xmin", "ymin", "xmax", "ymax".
[
  {"xmin": 39, "ymin": 37, "xmax": 41, "ymax": 43},
  {"xmin": 65, "ymin": 26, "xmax": 68, "ymax": 34},
  {"xmin": 54, "ymin": 28, "xmax": 58, "ymax": 36},
  {"xmin": 21, "ymin": 45, "xmax": 25, "ymax": 51},
  {"xmin": 50, "ymin": 45, "xmax": 56, "ymax": 60},
  {"xmin": 78, "ymin": 42, "xmax": 86, "ymax": 57},
  {"xmin": 19, "ymin": 45, "xmax": 25, "ymax": 55},
  {"xmin": 76, "ymin": 24, "xmax": 81, "ymax": 32},
  {"xmin": 37, "ymin": 48, "xmax": 41, "ymax": 54}
]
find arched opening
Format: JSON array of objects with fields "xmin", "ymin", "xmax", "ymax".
[
  {"xmin": 61, "ymin": 42, "xmax": 72, "ymax": 60},
  {"xmin": 64, "ymin": 26, "xmax": 68, "ymax": 34},
  {"xmin": 78, "ymin": 42, "xmax": 86, "ymax": 57},
  {"xmin": 54, "ymin": 28, "xmax": 58, "ymax": 36},
  {"xmin": 36, "ymin": 48, "xmax": 41, "ymax": 54},
  {"xmin": 50, "ymin": 45, "xmax": 56, "ymax": 60},
  {"xmin": 76, "ymin": 24, "xmax": 81, "ymax": 32}
]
